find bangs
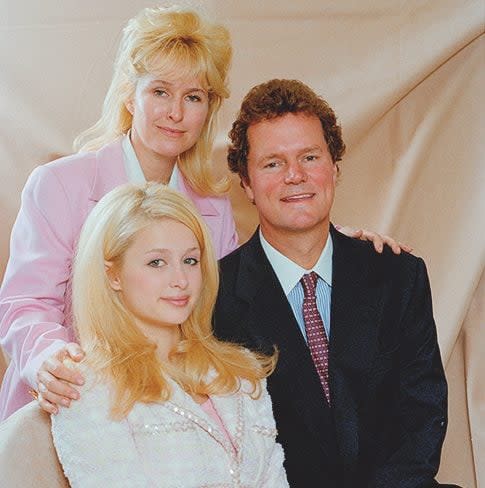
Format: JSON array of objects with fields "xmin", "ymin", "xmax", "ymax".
[{"xmin": 134, "ymin": 39, "xmax": 211, "ymax": 91}]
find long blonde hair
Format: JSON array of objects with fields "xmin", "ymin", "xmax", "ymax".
[
  {"xmin": 74, "ymin": 6, "xmax": 231, "ymax": 196},
  {"xmin": 72, "ymin": 183, "xmax": 275, "ymax": 418}
]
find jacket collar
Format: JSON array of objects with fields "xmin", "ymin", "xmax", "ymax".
[
  {"xmin": 89, "ymin": 139, "xmax": 128, "ymax": 203},
  {"xmin": 163, "ymin": 375, "xmax": 242, "ymax": 458},
  {"xmin": 88, "ymin": 138, "xmax": 219, "ymax": 217}
]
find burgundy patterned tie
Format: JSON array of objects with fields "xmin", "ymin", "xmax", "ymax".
[{"xmin": 301, "ymin": 272, "xmax": 331, "ymax": 404}]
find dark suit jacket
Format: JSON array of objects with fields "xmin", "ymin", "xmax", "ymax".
[{"xmin": 214, "ymin": 225, "xmax": 447, "ymax": 488}]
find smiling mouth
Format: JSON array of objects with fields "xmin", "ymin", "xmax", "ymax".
[
  {"xmin": 280, "ymin": 193, "xmax": 315, "ymax": 202},
  {"xmin": 161, "ymin": 296, "xmax": 190, "ymax": 307},
  {"xmin": 158, "ymin": 126, "xmax": 186, "ymax": 137}
]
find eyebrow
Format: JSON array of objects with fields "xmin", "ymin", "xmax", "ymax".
[
  {"xmin": 148, "ymin": 80, "xmax": 207, "ymax": 93},
  {"xmin": 144, "ymin": 247, "xmax": 200, "ymax": 255},
  {"xmin": 258, "ymin": 145, "xmax": 323, "ymax": 164}
]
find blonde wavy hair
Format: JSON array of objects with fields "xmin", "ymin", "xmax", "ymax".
[
  {"xmin": 74, "ymin": 6, "xmax": 232, "ymax": 196},
  {"xmin": 72, "ymin": 183, "xmax": 275, "ymax": 419}
]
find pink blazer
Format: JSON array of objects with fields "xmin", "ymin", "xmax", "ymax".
[{"xmin": 0, "ymin": 140, "xmax": 238, "ymax": 420}]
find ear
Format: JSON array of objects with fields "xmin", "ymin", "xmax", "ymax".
[
  {"xmin": 125, "ymin": 98, "xmax": 134, "ymax": 116},
  {"xmin": 241, "ymin": 178, "xmax": 255, "ymax": 204},
  {"xmin": 105, "ymin": 261, "xmax": 122, "ymax": 291},
  {"xmin": 332, "ymin": 162, "xmax": 338, "ymax": 183}
]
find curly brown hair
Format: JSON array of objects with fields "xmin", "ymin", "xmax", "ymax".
[{"xmin": 227, "ymin": 79, "xmax": 346, "ymax": 183}]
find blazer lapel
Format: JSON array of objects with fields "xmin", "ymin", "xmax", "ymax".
[
  {"xmin": 163, "ymin": 379, "xmax": 239, "ymax": 458},
  {"xmin": 209, "ymin": 391, "xmax": 244, "ymax": 459},
  {"xmin": 88, "ymin": 139, "xmax": 129, "ymax": 205},
  {"xmin": 176, "ymin": 174, "xmax": 219, "ymax": 217},
  {"xmin": 234, "ymin": 231, "xmax": 337, "ymax": 461},
  {"xmin": 329, "ymin": 225, "xmax": 383, "ymax": 467}
]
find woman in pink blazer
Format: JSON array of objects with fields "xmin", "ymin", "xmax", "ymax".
[
  {"xmin": 0, "ymin": 6, "xmax": 404, "ymax": 421},
  {"xmin": 0, "ymin": 6, "xmax": 238, "ymax": 420}
]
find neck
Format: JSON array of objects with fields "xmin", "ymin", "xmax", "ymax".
[
  {"xmin": 260, "ymin": 223, "xmax": 330, "ymax": 269},
  {"xmin": 136, "ymin": 322, "xmax": 181, "ymax": 362},
  {"xmin": 130, "ymin": 131, "xmax": 176, "ymax": 184}
]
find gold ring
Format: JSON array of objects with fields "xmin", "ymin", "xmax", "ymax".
[{"xmin": 28, "ymin": 389, "xmax": 39, "ymax": 400}]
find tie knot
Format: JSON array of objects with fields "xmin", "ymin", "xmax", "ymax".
[{"xmin": 300, "ymin": 271, "xmax": 319, "ymax": 297}]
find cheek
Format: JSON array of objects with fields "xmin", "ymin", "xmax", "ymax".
[
  {"xmin": 255, "ymin": 177, "xmax": 279, "ymax": 200},
  {"xmin": 313, "ymin": 167, "xmax": 336, "ymax": 189},
  {"xmin": 134, "ymin": 97, "xmax": 158, "ymax": 122},
  {"xmin": 190, "ymin": 268, "xmax": 203, "ymax": 297},
  {"xmin": 189, "ymin": 105, "xmax": 209, "ymax": 132},
  {"xmin": 122, "ymin": 268, "xmax": 161, "ymax": 296}
]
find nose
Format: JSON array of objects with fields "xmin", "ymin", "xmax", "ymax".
[
  {"xmin": 284, "ymin": 160, "xmax": 306, "ymax": 185},
  {"xmin": 169, "ymin": 265, "xmax": 188, "ymax": 289},
  {"xmin": 167, "ymin": 97, "xmax": 183, "ymax": 123}
]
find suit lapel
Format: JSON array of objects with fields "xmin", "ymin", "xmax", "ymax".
[
  {"xmin": 329, "ymin": 225, "xmax": 383, "ymax": 467},
  {"xmin": 234, "ymin": 231, "xmax": 337, "ymax": 460}
]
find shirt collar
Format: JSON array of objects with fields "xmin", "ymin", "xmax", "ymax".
[
  {"xmin": 122, "ymin": 132, "xmax": 178, "ymax": 188},
  {"xmin": 259, "ymin": 229, "xmax": 333, "ymax": 296}
]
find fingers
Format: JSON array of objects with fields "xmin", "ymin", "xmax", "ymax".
[
  {"xmin": 65, "ymin": 342, "xmax": 85, "ymax": 361},
  {"xmin": 337, "ymin": 225, "xmax": 363, "ymax": 239},
  {"xmin": 38, "ymin": 379, "xmax": 72, "ymax": 412},
  {"xmin": 36, "ymin": 346, "xmax": 85, "ymax": 412},
  {"xmin": 336, "ymin": 224, "xmax": 414, "ymax": 254},
  {"xmin": 357, "ymin": 229, "xmax": 413, "ymax": 255},
  {"xmin": 389, "ymin": 238, "xmax": 402, "ymax": 255},
  {"xmin": 45, "ymin": 354, "xmax": 85, "ymax": 386},
  {"xmin": 399, "ymin": 242, "xmax": 413, "ymax": 253},
  {"xmin": 38, "ymin": 391, "xmax": 59, "ymax": 415},
  {"xmin": 37, "ymin": 368, "xmax": 80, "ymax": 407},
  {"xmin": 377, "ymin": 235, "xmax": 414, "ymax": 255},
  {"xmin": 369, "ymin": 232, "xmax": 385, "ymax": 253}
]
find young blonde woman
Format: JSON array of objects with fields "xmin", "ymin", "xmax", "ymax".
[
  {"xmin": 0, "ymin": 5, "xmax": 405, "ymax": 420},
  {"xmin": 50, "ymin": 182, "xmax": 288, "ymax": 487}
]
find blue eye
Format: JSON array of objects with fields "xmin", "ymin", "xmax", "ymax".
[
  {"xmin": 184, "ymin": 257, "xmax": 199, "ymax": 266},
  {"xmin": 148, "ymin": 259, "xmax": 165, "ymax": 267},
  {"xmin": 154, "ymin": 89, "xmax": 167, "ymax": 97},
  {"xmin": 186, "ymin": 94, "xmax": 202, "ymax": 102}
]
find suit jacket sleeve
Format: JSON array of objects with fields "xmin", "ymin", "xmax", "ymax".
[
  {"xmin": 0, "ymin": 165, "xmax": 76, "ymax": 388},
  {"xmin": 371, "ymin": 257, "xmax": 447, "ymax": 487}
]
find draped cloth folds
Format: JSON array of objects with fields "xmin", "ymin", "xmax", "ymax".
[{"xmin": 0, "ymin": 2, "xmax": 483, "ymax": 486}]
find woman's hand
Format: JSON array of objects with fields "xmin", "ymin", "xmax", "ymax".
[
  {"xmin": 335, "ymin": 225, "xmax": 413, "ymax": 254},
  {"xmin": 36, "ymin": 343, "xmax": 85, "ymax": 414}
]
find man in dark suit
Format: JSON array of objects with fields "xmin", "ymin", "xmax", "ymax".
[{"xmin": 214, "ymin": 79, "xmax": 448, "ymax": 487}]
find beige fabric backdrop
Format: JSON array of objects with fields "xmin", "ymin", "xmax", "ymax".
[{"xmin": 1, "ymin": 1, "xmax": 483, "ymax": 486}]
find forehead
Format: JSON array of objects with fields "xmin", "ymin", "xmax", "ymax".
[
  {"xmin": 141, "ymin": 53, "xmax": 209, "ymax": 88},
  {"xmin": 247, "ymin": 113, "xmax": 326, "ymax": 157},
  {"xmin": 129, "ymin": 219, "xmax": 199, "ymax": 250},
  {"xmin": 136, "ymin": 72, "xmax": 207, "ymax": 90}
]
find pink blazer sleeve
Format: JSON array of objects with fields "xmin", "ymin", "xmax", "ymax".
[{"xmin": 0, "ymin": 165, "xmax": 79, "ymax": 389}]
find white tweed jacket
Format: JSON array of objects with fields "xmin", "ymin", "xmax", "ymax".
[{"xmin": 51, "ymin": 365, "xmax": 288, "ymax": 488}]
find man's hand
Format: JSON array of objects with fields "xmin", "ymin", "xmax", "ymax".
[{"xmin": 36, "ymin": 342, "xmax": 85, "ymax": 414}]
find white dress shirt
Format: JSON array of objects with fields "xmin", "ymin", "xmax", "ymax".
[
  {"xmin": 122, "ymin": 132, "xmax": 179, "ymax": 188},
  {"xmin": 259, "ymin": 230, "xmax": 333, "ymax": 340}
]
